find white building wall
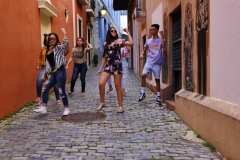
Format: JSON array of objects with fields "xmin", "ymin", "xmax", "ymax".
[
  {"xmin": 152, "ymin": 3, "xmax": 163, "ymax": 31},
  {"xmin": 132, "ymin": 10, "xmax": 138, "ymax": 74},
  {"xmin": 210, "ymin": 0, "xmax": 240, "ymax": 105}
]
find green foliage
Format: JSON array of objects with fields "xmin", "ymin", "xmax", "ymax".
[
  {"xmin": 1, "ymin": 101, "xmax": 35, "ymax": 121},
  {"xmin": 194, "ymin": 131, "xmax": 202, "ymax": 138},
  {"xmin": 203, "ymin": 142, "xmax": 216, "ymax": 152}
]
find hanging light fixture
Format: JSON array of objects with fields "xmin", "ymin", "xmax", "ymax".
[
  {"xmin": 100, "ymin": 6, "xmax": 107, "ymax": 17},
  {"xmin": 92, "ymin": 6, "xmax": 107, "ymax": 21}
]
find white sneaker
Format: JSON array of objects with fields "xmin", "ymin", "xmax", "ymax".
[
  {"xmin": 63, "ymin": 108, "xmax": 70, "ymax": 116},
  {"xmin": 33, "ymin": 106, "xmax": 47, "ymax": 113}
]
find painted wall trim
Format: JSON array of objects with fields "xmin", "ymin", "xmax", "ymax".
[
  {"xmin": 77, "ymin": 14, "xmax": 83, "ymax": 38},
  {"xmin": 72, "ymin": 0, "xmax": 76, "ymax": 47}
]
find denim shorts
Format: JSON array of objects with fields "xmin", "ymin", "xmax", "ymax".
[{"xmin": 142, "ymin": 62, "xmax": 161, "ymax": 79}]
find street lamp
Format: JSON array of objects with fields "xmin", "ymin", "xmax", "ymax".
[
  {"xmin": 100, "ymin": 6, "xmax": 107, "ymax": 17},
  {"xmin": 92, "ymin": 6, "xmax": 107, "ymax": 21}
]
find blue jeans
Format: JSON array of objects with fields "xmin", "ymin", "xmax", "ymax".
[
  {"xmin": 143, "ymin": 62, "xmax": 162, "ymax": 80},
  {"xmin": 36, "ymin": 66, "xmax": 60, "ymax": 100},
  {"xmin": 42, "ymin": 66, "xmax": 68, "ymax": 107},
  {"xmin": 70, "ymin": 62, "xmax": 87, "ymax": 93}
]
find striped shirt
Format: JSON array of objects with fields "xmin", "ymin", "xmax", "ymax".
[{"xmin": 45, "ymin": 39, "xmax": 69, "ymax": 73}]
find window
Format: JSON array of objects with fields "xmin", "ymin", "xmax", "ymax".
[{"xmin": 77, "ymin": 15, "xmax": 83, "ymax": 38}]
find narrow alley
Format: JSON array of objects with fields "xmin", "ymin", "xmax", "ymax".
[{"xmin": 0, "ymin": 61, "xmax": 224, "ymax": 160}]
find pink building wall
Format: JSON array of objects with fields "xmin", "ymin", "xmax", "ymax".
[{"xmin": 210, "ymin": 0, "xmax": 240, "ymax": 105}]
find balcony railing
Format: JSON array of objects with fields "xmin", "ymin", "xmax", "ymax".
[
  {"xmin": 77, "ymin": 0, "xmax": 88, "ymax": 5},
  {"xmin": 136, "ymin": 0, "xmax": 146, "ymax": 23},
  {"xmin": 86, "ymin": 0, "xmax": 96, "ymax": 17}
]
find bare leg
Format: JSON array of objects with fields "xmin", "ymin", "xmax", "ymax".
[
  {"xmin": 113, "ymin": 74, "xmax": 123, "ymax": 112},
  {"xmin": 155, "ymin": 78, "xmax": 160, "ymax": 92},
  {"xmin": 107, "ymin": 75, "xmax": 113, "ymax": 93},
  {"xmin": 97, "ymin": 72, "xmax": 111, "ymax": 110},
  {"xmin": 141, "ymin": 74, "xmax": 147, "ymax": 87}
]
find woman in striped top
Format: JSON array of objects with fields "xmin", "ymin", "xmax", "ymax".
[
  {"xmin": 34, "ymin": 28, "xmax": 70, "ymax": 116},
  {"xmin": 35, "ymin": 34, "xmax": 61, "ymax": 106}
]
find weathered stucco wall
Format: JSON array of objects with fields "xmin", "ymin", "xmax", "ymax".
[
  {"xmin": 210, "ymin": 0, "xmax": 240, "ymax": 105},
  {"xmin": 0, "ymin": 0, "xmax": 76, "ymax": 119},
  {"xmin": 0, "ymin": 0, "xmax": 41, "ymax": 119},
  {"xmin": 176, "ymin": 90, "xmax": 240, "ymax": 160}
]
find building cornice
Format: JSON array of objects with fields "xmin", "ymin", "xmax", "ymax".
[{"xmin": 37, "ymin": 0, "xmax": 58, "ymax": 17}]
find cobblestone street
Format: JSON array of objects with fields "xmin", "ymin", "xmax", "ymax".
[{"xmin": 0, "ymin": 61, "xmax": 224, "ymax": 160}]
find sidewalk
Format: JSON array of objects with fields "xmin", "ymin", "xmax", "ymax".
[{"xmin": 0, "ymin": 60, "xmax": 224, "ymax": 160}]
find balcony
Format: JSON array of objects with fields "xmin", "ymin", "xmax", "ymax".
[
  {"xmin": 77, "ymin": 0, "xmax": 88, "ymax": 5},
  {"xmin": 86, "ymin": 0, "xmax": 96, "ymax": 17},
  {"xmin": 136, "ymin": 11, "xmax": 146, "ymax": 23},
  {"xmin": 113, "ymin": 0, "xmax": 131, "ymax": 10},
  {"xmin": 136, "ymin": 0, "xmax": 146, "ymax": 24},
  {"xmin": 37, "ymin": 0, "xmax": 58, "ymax": 17}
]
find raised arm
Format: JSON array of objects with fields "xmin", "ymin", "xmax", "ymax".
[
  {"xmin": 65, "ymin": 48, "xmax": 74, "ymax": 69},
  {"xmin": 159, "ymin": 31, "xmax": 165, "ymax": 48},
  {"xmin": 126, "ymin": 46, "xmax": 131, "ymax": 52},
  {"xmin": 61, "ymin": 28, "xmax": 68, "ymax": 39},
  {"xmin": 59, "ymin": 28, "xmax": 69, "ymax": 55},
  {"xmin": 86, "ymin": 40, "xmax": 93, "ymax": 52},
  {"xmin": 122, "ymin": 28, "xmax": 133, "ymax": 46}
]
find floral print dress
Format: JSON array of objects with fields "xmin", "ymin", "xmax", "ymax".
[{"xmin": 103, "ymin": 40, "xmax": 125, "ymax": 75}]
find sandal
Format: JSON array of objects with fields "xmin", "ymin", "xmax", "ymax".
[
  {"xmin": 81, "ymin": 92, "xmax": 86, "ymax": 96},
  {"xmin": 96, "ymin": 103, "xmax": 105, "ymax": 111},
  {"xmin": 117, "ymin": 107, "xmax": 124, "ymax": 113},
  {"xmin": 106, "ymin": 88, "xmax": 113, "ymax": 94},
  {"xmin": 68, "ymin": 91, "xmax": 74, "ymax": 95}
]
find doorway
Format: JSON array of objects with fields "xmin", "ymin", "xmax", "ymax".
[{"xmin": 172, "ymin": 9, "xmax": 182, "ymax": 97}]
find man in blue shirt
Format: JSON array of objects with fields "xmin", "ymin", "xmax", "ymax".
[{"xmin": 139, "ymin": 24, "xmax": 165, "ymax": 104}]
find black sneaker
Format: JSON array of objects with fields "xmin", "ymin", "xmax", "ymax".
[
  {"xmin": 156, "ymin": 96, "xmax": 162, "ymax": 105},
  {"xmin": 138, "ymin": 92, "xmax": 146, "ymax": 102}
]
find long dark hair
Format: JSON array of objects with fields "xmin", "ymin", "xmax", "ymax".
[
  {"xmin": 75, "ymin": 37, "xmax": 85, "ymax": 52},
  {"xmin": 46, "ymin": 33, "xmax": 60, "ymax": 50},
  {"xmin": 104, "ymin": 27, "xmax": 119, "ymax": 47},
  {"xmin": 43, "ymin": 34, "xmax": 49, "ymax": 46}
]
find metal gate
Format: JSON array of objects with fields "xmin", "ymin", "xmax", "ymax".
[{"xmin": 172, "ymin": 11, "xmax": 182, "ymax": 96}]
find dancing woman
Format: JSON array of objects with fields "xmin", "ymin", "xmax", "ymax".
[
  {"xmin": 66, "ymin": 38, "xmax": 93, "ymax": 96},
  {"xmin": 97, "ymin": 27, "xmax": 133, "ymax": 113},
  {"xmin": 34, "ymin": 28, "xmax": 70, "ymax": 116}
]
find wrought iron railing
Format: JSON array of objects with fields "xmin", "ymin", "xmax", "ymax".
[{"xmin": 87, "ymin": 0, "xmax": 95, "ymax": 10}]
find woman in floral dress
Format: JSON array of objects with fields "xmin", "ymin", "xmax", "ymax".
[{"xmin": 97, "ymin": 27, "xmax": 133, "ymax": 113}]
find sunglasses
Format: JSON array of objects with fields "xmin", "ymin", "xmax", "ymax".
[
  {"xmin": 110, "ymin": 30, "xmax": 117, "ymax": 33},
  {"xmin": 49, "ymin": 38, "xmax": 56, "ymax": 41}
]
